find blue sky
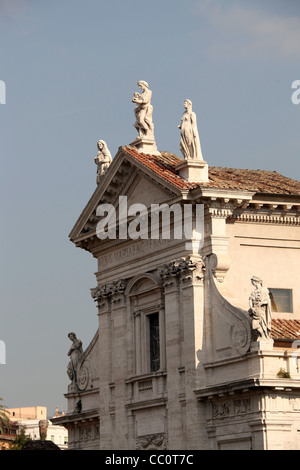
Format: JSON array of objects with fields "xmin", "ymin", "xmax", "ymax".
[{"xmin": 0, "ymin": 0, "xmax": 300, "ymax": 416}]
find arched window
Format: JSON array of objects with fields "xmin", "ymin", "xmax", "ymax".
[{"xmin": 126, "ymin": 274, "xmax": 165, "ymax": 375}]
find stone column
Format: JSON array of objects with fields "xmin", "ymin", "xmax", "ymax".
[
  {"xmin": 158, "ymin": 304, "xmax": 166, "ymax": 371},
  {"xmin": 203, "ymin": 202, "xmax": 234, "ymax": 282},
  {"xmin": 91, "ymin": 280, "xmax": 127, "ymax": 450},
  {"xmin": 96, "ymin": 294, "xmax": 112, "ymax": 450},
  {"xmin": 158, "ymin": 257, "xmax": 206, "ymax": 449},
  {"xmin": 178, "ymin": 257, "xmax": 207, "ymax": 450},
  {"xmin": 159, "ymin": 262, "xmax": 183, "ymax": 449},
  {"xmin": 134, "ymin": 309, "xmax": 142, "ymax": 375},
  {"xmin": 110, "ymin": 286, "xmax": 129, "ymax": 449}
]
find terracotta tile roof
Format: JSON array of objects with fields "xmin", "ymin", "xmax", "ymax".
[
  {"xmin": 271, "ymin": 319, "xmax": 300, "ymax": 341},
  {"xmin": 124, "ymin": 146, "xmax": 196, "ymax": 190},
  {"xmin": 123, "ymin": 147, "xmax": 300, "ymax": 195},
  {"xmin": 207, "ymin": 167, "xmax": 300, "ymax": 195}
]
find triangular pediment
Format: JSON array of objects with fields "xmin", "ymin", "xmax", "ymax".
[{"xmin": 69, "ymin": 146, "xmax": 181, "ymax": 246}]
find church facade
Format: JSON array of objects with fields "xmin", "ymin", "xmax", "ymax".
[{"xmin": 52, "ymin": 83, "xmax": 300, "ymax": 450}]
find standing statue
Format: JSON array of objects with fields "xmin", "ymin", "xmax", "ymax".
[
  {"xmin": 39, "ymin": 420, "xmax": 49, "ymax": 441},
  {"xmin": 132, "ymin": 81, "xmax": 154, "ymax": 139},
  {"xmin": 178, "ymin": 99, "xmax": 203, "ymax": 160},
  {"xmin": 248, "ymin": 276, "xmax": 272, "ymax": 340},
  {"xmin": 67, "ymin": 332, "xmax": 83, "ymax": 385},
  {"xmin": 94, "ymin": 140, "xmax": 112, "ymax": 184}
]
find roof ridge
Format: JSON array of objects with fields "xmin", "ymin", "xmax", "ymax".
[{"xmin": 122, "ymin": 146, "xmax": 300, "ymax": 195}]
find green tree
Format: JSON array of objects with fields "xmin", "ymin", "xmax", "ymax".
[{"xmin": 9, "ymin": 427, "xmax": 32, "ymax": 451}]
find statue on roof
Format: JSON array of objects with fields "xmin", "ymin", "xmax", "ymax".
[
  {"xmin": 248, "ymin": 276, "xmax": 272, "ymax": 340},
  {"xmin": 94, "ymin": 140, "xmax": 112, "ymax": 184},
  {"xmin": 178, "ymin": 99, "xmax": 203, "ymax": 160},
  {"xmin": 132, "ymin": 80, "xmax": 154, "ymax": 140}
]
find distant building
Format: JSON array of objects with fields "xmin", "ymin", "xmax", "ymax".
[
  {"xmin": 0, "ymin": 423, "xmax": 18, "ymax": 450},
  {"xmin": 7, "ymin": 406, "xmax": 68, "ymax": 450},
  {"xmin": 7, "ymin": 406, "xmax": 47, "ymax": 421}
]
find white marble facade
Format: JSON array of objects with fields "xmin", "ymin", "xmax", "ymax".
[{"xmin": 53, "ymin": 143, "xmax": 300, "ymax": 450}]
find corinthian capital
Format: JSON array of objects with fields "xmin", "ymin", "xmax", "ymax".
[
  {"xmin": 91, "ymin": 279, "xmax": 127, "ymax": 302},
  {"xmin": 158, "ymin": 256, "xmax": 205, "ymax": 289}
]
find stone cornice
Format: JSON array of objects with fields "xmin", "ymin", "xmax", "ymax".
[
  {"xmin": 194, "ymin": 377, "xmax": 300, "ymax": 401},
  {"xmin": 231, "ymin": 201, "xmax": 300, "ymax": 225},
  {"xmin": 51, "ymin": 408, "xmax": 100, "ymax": 427}
]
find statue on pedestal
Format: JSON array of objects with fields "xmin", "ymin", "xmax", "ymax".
[
  {"xmin": 248, "ymin": 276, "xmax": 272, "ymax": 340},
  {"xmin": 132, "ymin": 80, "xmax": 154, "ymax": 140},
  {"xmin": 178, "ymin": 99, "xmax": 203, "ymax": 160},
  {"xmin": 94, "ymin": 140, "xmax": 112, "ymax": 184}
]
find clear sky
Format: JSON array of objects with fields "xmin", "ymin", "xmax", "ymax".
[{"xmin": 1, "ymin": 0, "xmax": 300, "ymax": 417}]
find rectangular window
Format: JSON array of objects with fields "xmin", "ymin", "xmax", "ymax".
[
  {"xmin": 268, "ymin": 288, "xmax": 293, "ymax": 313},
  {"xmin": 149, "ymin": 313, "xmax": 160, "ymax": 372}
]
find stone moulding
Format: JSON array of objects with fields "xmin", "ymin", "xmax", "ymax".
[
  {"xmin": 232, "ymin": 213, "xmax": 300, "ymax": 225},
  {"xmin": 207, "ymin": 254, "xmax": 252, "ymax": 357}
]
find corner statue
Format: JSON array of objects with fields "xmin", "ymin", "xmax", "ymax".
[
  {"xmin": 178, "ymin": 99, "xmax": 203, "ymax": 160},
  {"xmin": 248, "ymin": 276, "xmax": 272, "ymax": 340},
  {"xmin": 67, "ymin": 332, "xmax": 83, "ymax": 385},
  {"xmin": 132, "ymin": 80, "xmax": 154, "ymax": 140},
  {"xmin": 94, "ymin": 140, "xmax": 112, "ymax": 184}
]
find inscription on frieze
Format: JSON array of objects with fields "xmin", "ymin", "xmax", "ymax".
[{"xmin": 99, "ymin": 238, "xmax": 181, "ymax": 270}]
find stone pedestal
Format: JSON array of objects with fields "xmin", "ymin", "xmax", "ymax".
[
  {"xmin": 176, "ymin": 159, "xmax": 208, "ymax": 183},
  {"xmin": 251, "ymin": 338, "xmax": 274, "ymax": 352},
  {"xmin": 129, "ymin": 137, "xmax": 161, "ymax": 156}
]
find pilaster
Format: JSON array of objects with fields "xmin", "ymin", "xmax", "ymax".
[
  {"xmin": 91, "ymin": 279, "xmax": 127, "ymax": 449},
  {"xmin": 158, "ymin": 256, "xmax": 206, "ymax": 449}
]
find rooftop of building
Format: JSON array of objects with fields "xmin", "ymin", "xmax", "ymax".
[
  {"xmin": 271, "ymin": 319, "xmax": 300, "ymax": 342},
  {"xmin": 123, "ymin": 146, "xmax": 300, "ymax": 195}
]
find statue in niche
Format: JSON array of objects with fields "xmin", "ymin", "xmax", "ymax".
[
  {"xmin": 132, "ymin": 80, "xmax": 154, "ymax": 140},
  {"xmin": 178, "ymin": 99, "xmax": 203, "ymax": 160},
  {"xmin": 94, "ymin": 140, "xmax": 112, "ymax": 184},
  {"xmin": 248, "ymin": 276, "xmax": 272, "ymax": 340},
  {"xmin": 67, "ymin": 332, "xmax": 83, "ymax": 385}
]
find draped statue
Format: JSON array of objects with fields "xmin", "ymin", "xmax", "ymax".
[
  {"xmin": 67, "ymin": 332, "xmax": 83, "ymax": 385},
  {"xmin": 178, "ymin": 99, "xmax": 203, "ymax": 160},
  {"xmin": 132, "ymin": 81, "xmax": 154, "ymax": 139},
  {"xmin": 94, "ymin": 140, "xmax": 112, "ymax": 184}
]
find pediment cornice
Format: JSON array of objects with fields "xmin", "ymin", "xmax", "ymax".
[{"xmin": 69, "ymin": 147, "xmax": 180, "ymax": 245}]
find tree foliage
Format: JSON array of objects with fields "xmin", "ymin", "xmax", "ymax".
[
  {"xmin": 9, "ymin": 427, "xmax": 32, "ymax": 451},
  {"xmin": 0, "ymin": 397, "xmax": 10, "ymax": 434}
]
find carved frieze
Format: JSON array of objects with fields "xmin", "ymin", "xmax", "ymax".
[
  {"xmin": 136, "ymin": 432, "xmax": 167, "ymax": 450},
  {"xmin": 211, "ymin": 397, "xmax": 251, "ymax": 419}
]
